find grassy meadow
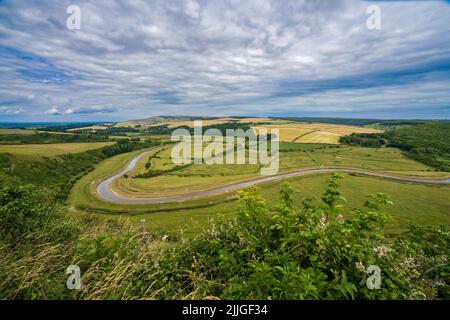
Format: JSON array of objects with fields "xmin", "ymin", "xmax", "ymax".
[
  {"xmin": 69, "ymin": 170, "xmax": 450, "ymax": 236},
  {"xmin": 0, "ymin": 119, "xmax": 445, "ymax": 238},
  {"xmin": 0, "ymin": 128, "xmax": 36, "ymax": 135},
  {"xmin": 104, "ymin": 143, "xmax": 447, "ymax": 199},
  {"xmin": 66, "ymin": 140, "xmax": 450, "ymax": 236},
  {"xmin": 0, "ymin": 142, "xmax": 115, "ymax": 157}
]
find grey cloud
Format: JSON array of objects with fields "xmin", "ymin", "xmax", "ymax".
[
  {"xmin": 0, "ymin": 106, "xmax": 25, "ymax": 115},
  {"xmin": 0, "ymin": 0, "xmax": 449, "ymax": 120}
]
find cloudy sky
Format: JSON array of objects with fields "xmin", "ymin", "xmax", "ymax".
[{"xmin": 0, "ymin": 0, "xmax": 449, "ymax": 122}]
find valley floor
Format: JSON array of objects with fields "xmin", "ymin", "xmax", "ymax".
[{"xmin": 67, "ymin": 144, "xmax": 450, "ymax": 236}]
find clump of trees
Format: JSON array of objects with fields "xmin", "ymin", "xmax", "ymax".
[
  {"xmin": 340, "ymin": 133, "xmax": 387, "ymax": 148},
  {"xmin": 0, "ymin": 139, "xmax": 158, "ymax": 200},
  {"xmin": 134, "ymin": 164, "xmax": 192, "ymax": 178},
  {"xmin": 74, "ymin": 127, "xmax": 142, "ymax": 136}
]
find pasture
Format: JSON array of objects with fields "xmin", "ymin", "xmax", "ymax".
[
  {"xmin": 67, "ymin": 141, "xmax": 450, "ymax": 237},
  {"xmin": 69, "ymin": 168, "xmax": 450, "ymax": 236},
  {"xmin": 0, "ymin": 141, "xmax": 114, "ymax": 157},
  {"xmin": 106, "ymin": 143, "xmax": 447, "ymax": 199},
  {"xmin": 0, "ymin": 128, "xmax": 36, "ymax": 135}
]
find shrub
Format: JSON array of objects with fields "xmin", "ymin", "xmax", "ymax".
[
  {"xmin": 0, "ymin": 175, "xmax": 447, "ymax": 299},
  {"xmin": 142, "ymin": 174, "xmax": 448, "ymax": 299}
]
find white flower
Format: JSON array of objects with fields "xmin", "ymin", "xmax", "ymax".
[
  {"xmin": 355, "ymin": 261, "xmax": 365, "ymax": 272},
  {"xmin": 336, "ymin": 214, "xmax": 345, "ymax": 224},
  {"xmin": 373, "ymin": 246, "xmax": 391, "ymax": 257},
  {"xmin": 319, "ymin": 215, "xmax": 328, "ymax": 229}
]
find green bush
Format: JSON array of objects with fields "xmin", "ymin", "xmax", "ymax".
[
  {"xmin": 0, "ymin": 139, "xmax": 158, "ymax": 200},
  {"xmin": 117, "ymin": 174, "xmax": 447, "ymax": 300},
  {"xmin": 340, "ymin": 122, "xmax": 450, "ymax": 171},
  {"xmin": 0, "ymin": 185, "xmax": 77, "ymax": 247},
  {"xmin": 0, "ymin": 176, "xmax": 448, "ymax": 299}
]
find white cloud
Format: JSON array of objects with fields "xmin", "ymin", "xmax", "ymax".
[
  {"xmin": 45, "ymin": 105, "xmax": 117, "ymax": 116},
  {"xmin": 0, "ymin": 106, "xmax": 25, "ymax": 115},
  {"xmin": 45, "ymin": 106, "xmax": 64, "ymax": 115},
  {"xmin": 185, "ymin": 0, "xmax": 200, "ymax": 19}
]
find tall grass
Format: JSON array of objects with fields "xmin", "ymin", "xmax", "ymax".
[{"xmin": 0, "ymin": 177, "xmax": 448, "ymax": 300}]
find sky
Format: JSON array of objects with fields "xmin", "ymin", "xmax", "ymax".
[{"xmin": 0, "ymin": 0, "xmax": 449, "ymax": 122}]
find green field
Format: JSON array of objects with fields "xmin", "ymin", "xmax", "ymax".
[
  {"xmin": 0, "ymin": 142, "xmax": 114, "ymax": 157},
  {"xmin": 70, "ymin": 170, "xmax": 450, "ymax": 236},
  {"xmin": 1, "ymin": 123, "xmax": 448, "ymax": 237},
  {"xmin": 106, "ymin": 143, "xmax": 447, "ymax": 199},
  {"xmin": 0, "ymin": 128, "xmax": 36, "ymax": 135},
  {"xmin": 67, "ymin": 143, "xmax": 450, "ymax": 236}
]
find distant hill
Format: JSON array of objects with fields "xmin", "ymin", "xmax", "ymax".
[
  {"xmin": 274, "ymin": 117, "xmax": 440, "ymax": 127},
  {"xmin": 113, "ymin": 116, "xmax": 275, "ymax": 128},
  {"xmin": 276, "ymin": 117, "xmax": 450, "ymax": 132},
  {"xmin": 114, "ymin": 115, "xmax": 216, "ymax": 127}
]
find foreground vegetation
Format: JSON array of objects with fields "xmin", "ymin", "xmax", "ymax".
[{"xmin": 1, "ymin": 176, "xmax": 448, "ymax": 299}]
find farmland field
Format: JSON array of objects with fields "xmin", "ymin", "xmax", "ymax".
[
  {"xmin": 113, "ymin": 116, "xmax": 281, "ymax": 129},
  {"xmin": 69, "ymin": 162, "xmax": 450, "ymax": 236},
  {"xmin": 0, "ymin": 141, "xmax": 114, "ymax": 157},
  {"xmin": 166, "ymin": 117, "xmax": 280, "ymax": 128},
  {"xmin": 67, "ymin": 125, "xmax": 110, "ymax": 132},
  {"xmin": 0, "ymin": 128, "xmax": 36, "ymax": 135},
  {"xmin": 67, "ymin": 138, "xmax": 450, "ymax": 236},
  {"xmin": 252, "ymin": 123, "xmax": 381, "ymax": 144},
  {"xmin": 104, "ymin": 143, "xmax": 447, "ymax": 199}
]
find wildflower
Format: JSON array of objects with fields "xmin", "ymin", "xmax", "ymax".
[
  {"xmin": 336, "ymin": 214, "xmax": 345, "ymax": 224},
  {"xmin": 319, "ymin": 215, "xmax": 328, "ymax": 229},
  {"xmin": 409, "ymin": 289, "xmax": 427, "ymax": 300},
  {"xmin": 191, "ymin": 255, "xmax": 198, "ymax": 269},
  {"xmin": 373, "ymin": 246, "xmax": 391, "ymax": 257},
  {"xmin": 355, "ymin": 261, "xmax": 365, "ymax": 272}
]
